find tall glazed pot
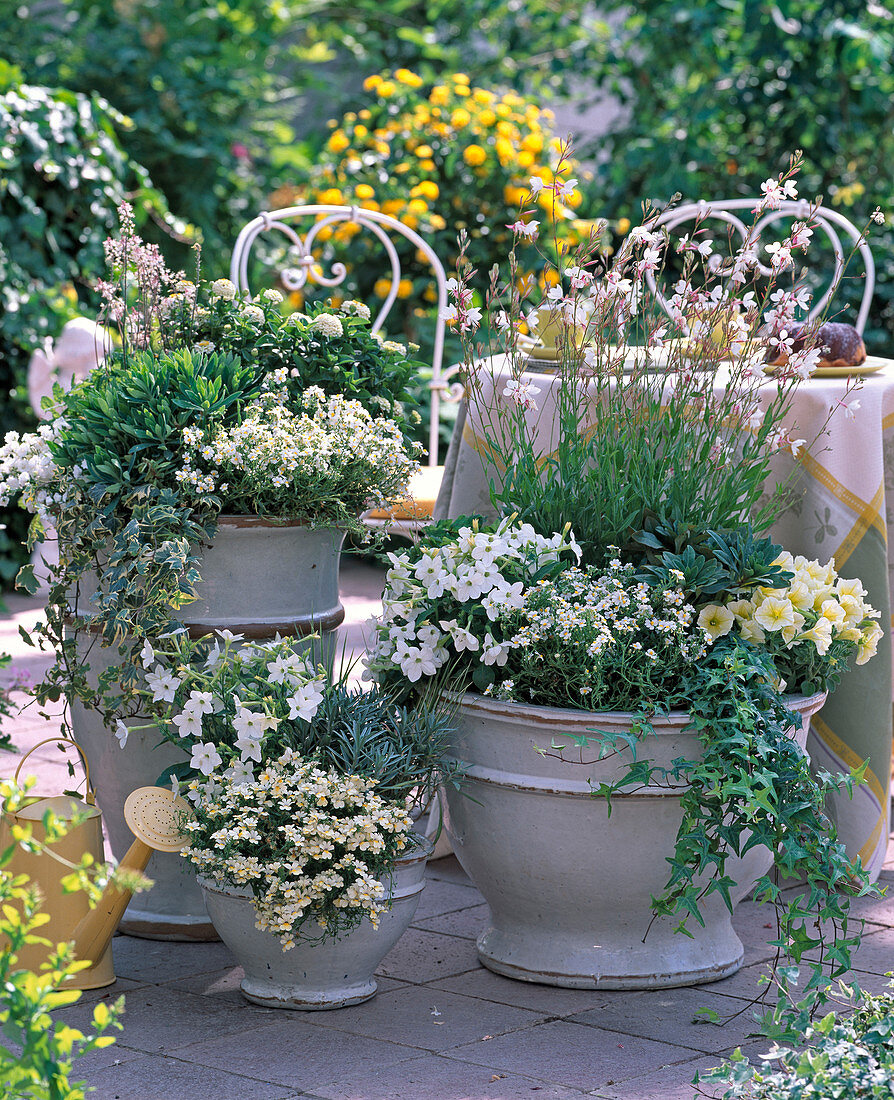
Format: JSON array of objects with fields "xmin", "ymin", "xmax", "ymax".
[
  {"xmin": 71, "ymin": 517, "xmax": 345, "ymax": 940},
  {"xmin": 444, "ymin": 690, "xmax": 826, "ymax": 990}
]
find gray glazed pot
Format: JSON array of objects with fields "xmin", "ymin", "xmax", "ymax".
[
  {"xmin": 70, "ymin": 518, "xmax": 345, "ymax": 940},
  {"xmin": 199, "ymin": 837, "xmax": 432, "ymax": 1009},
  {"xmin": 444, "ymin": 691, "xmax": 827, "ymax": 990}
]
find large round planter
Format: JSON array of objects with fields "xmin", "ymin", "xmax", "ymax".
[
  {"xmin": 198, "ymin": 837, "xmax": 432, "ymax": 1010},
  {"xmin": 444, "ymin": 691, "xmax": 827, "ymax": 990},
  {"xmin": 71, "ymin": 517, "xmax": 346, "ymax": 940}
]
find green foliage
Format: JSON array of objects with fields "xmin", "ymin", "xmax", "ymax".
[
  {"xmin": 702, "ymin": 983, "xmax": 894, "ymax": 1097},
  {"xmin": 0, "ymin": 79, "xmax": 169, "ymax": 584},
  {"xmin": 33, "ymin": 348, "xmax": 263, "ymax": 718},
  {"xmin": 3, "ymin": 0, "xmax": 306, "ymax": 271},
  {"xmin": 592, "ymin": 636, "xmax": 873, "ymax": 1034},
  {"xmin": 588, "ymin": 0, "xmax": 894, "ymax": 352},
  {"xmin": 0, "ymin": 780, "xmax": 124, "ymax": 1099},
  {"xmin": 635, "ymin": 529, "xmax": 793, "ymax": 600},
  {"xmin": 283, "ymin": 679, "xmax": 463, "ymax": 805}
]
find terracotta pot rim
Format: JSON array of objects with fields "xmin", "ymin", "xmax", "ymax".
[{"xmin": 456, "ymin": 689, "xmax": 828, "ymax": 727}]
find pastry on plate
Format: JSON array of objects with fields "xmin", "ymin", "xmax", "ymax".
[{"xmin": 764, "ymin": 321, "xmax": 866, "ymax": 370}]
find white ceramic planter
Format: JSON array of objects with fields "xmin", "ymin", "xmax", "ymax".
[
  {"xmin": 70, "ymin": 518, "xmax": 345, "ymax": 940},
  {"xmin": 444, "ymin": 691, "xmax": 826, "ymax": 990},
  {"xmin": 198, "ymin": 837, "xmax": 432, "ymax": 1009}
]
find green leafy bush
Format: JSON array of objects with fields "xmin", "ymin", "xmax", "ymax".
[
  {"xmin": 0, "ymin": 75, "xmax": 170, "ymax": 583},
  {"xmin": 588, "ymin": 0, "xmax": 894, "ymax": 351}
]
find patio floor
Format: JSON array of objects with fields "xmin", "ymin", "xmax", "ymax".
[{"xmin": 3, "ymin": 559, "xmax": 894, "ymax": 1100}]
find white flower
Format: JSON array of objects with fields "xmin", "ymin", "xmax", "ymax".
[
  {"xmin": 439, "ymin": 619, "xmax": 480, "ymax": 652},
  {"xmin": 267, "ymin": 652, "xmax": 309, "ymax": 686},
  {"xmin": 341, "ymin": 299, "xmax": 371, "ymax": 320},
  {"xmin": 554, "ymin": 177, "xmax": 578, "ymax": 199},
  {"xmin": 173, "ymin": 710, "xmax": 204, "ymax": 739},
  {"xmin": 235, "ymin": 731, "xmax": 263, "ymax": 763},
  {"xmin": 140, "ymin": 640, "xmax": 156, "ymax": 670},
  {"xmin": 260, "ymin": 288, "xmax": 284, "ymax": 304},
  {"xmin": 528, "ymin": 175, "xmax": 545, "ymax": 195},
  {"xmin": 502, "ymin": 377, "xmax": 542, "ymax": 411},
  {"xmin": 287, "ymin": 681, "xmax": 325, "ymax": 722},
  {"xmin": 224, "ymin": 761, "xmax": 255, "ymax": 786},
  {"xmin": 310, "ymin": 313, "xmax": 344, "ymax": 338},
  {"xmin": 146, "ymin": 664, "xmax": 180, "ymax": 703},
  {"xmin": 395, "ymin": 644, "xmax": 437, "ymax": 682},
  {"xmin": 241, "ymin": 304, "xmax": 265, "ymax": 324},
  {"xmin": 210, "ymin": 278, "xmax": 237, "ymax": 300},
  {"xmin": 232, "ymin": 705, "xmax": 276, "ymax": 739},
  {"xmin": 870, "ymin": 208, "xmax": 885, "ymax": 225},
  {"xmin": 191, "ymin": 742, "xmax": 223, "ymax": 776},
  {"xmin": 115, "ymin": 720, "xmax": 129, "ymax": 749},
  {"xmin": 185, "ymin": 690, "xmax": 215, "ymax": 716},
  {"xmin": 481, "ymin": 633, "xmax": 511, "ymax": 667}
]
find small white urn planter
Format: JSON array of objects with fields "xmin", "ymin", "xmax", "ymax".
[
  {"xmin": 444, "ymin": 691, "xmax": 826, "ymax": 990},
  {"xmin": 198, "ymin": 837, "xmax": 432, "ymax": 1009},
  {"xmin": 71, "ymin": 517, "xmax": 346, "ymax": 939}
]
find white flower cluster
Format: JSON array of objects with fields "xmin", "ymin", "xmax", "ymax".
[
  {"xmin": 700, "ymin": 552, "xmax": 882, "ymax": 664},
  {"xmin": 0, "ymin": 424, "xmax": 65, "ymax": 526},
  {"xmin": 176, "ymin": 388, "xmax": 417, "ymax": 509},
  {"xmin": 184, "ymin": 750, "xmax": 413, "ymax": 948},
  {"xmin": 366, "ymin": 519, "xmax": 581, "ymax": 683},
  {"xmin": 492, "ymin": 559, "xmax": 708, "ymax": 702},
  {"xmin": 134, "ymin": 632, "xmax": 327, "ymax": 791}
]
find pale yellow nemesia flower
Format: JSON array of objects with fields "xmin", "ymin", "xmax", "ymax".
[
  {"xmin": 753, "ymin": 596, "xmax": 797, "ymax": 633},
  {"xmin": 697, "ymin": 604, "xmax": 735, "ymax": 641}
]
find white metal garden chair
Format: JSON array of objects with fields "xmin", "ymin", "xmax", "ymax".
[
  {"xmin": 229, "ymin": 204, "xmax": 463, "ymax": 537},
  {"xmin": 644, "ymin": 198, "xmax": 875, "ymax": 334}
]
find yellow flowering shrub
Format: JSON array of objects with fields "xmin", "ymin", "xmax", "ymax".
[{"xmin": 277, "ymin": 68, "xmax": 589, "ymax": 314}]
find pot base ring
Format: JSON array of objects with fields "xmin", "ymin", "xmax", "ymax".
[{"xmin": 240, "ymin": 976, "xmax": 377, "ymax": 1011}]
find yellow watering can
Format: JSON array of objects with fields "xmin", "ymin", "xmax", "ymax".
[{"xmin": 1, "ymin": 738, "xmax": 191, "ymax": 990}]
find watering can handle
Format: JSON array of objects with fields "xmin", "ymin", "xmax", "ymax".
[{"xmin": 13, "ymin": 737, "xmax": 96, "ymax": 806}]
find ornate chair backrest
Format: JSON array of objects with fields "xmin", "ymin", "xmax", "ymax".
[
  {"xmin": 230, "ymin": 204, "xmax": 451, "ymax": 465},
  {"xmin": 644, "ymin": 198, "xmax": 875, "ymax": 335}
]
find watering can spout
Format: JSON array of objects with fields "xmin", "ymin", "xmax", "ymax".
[{"xmin": 73, "ymin": 787, "xmax": 192, "ymax": 968}]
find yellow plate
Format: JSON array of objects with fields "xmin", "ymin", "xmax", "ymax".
[{"xmin": 763, "ymin": 355, "xmax": 889, "ymax": 379}]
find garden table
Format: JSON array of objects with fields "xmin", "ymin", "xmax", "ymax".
[{"xmin": 434, "ymin": 354, "xmax": 894, "ymax": 880}]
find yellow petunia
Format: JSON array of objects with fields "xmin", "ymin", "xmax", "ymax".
[
  {"xmin": 451, "ymin": 108, "xmax": 471, "ymax": 129},
  {"xmin": 697, "ymin": 605, "xmax": 735, "ymax": 642},
  {"xmin": 429, "ymin": 85, "xmax": 450, "ymax": 106},
  {"xmin": 753, "ymin": 596, "xmax": 796, "ymax": 633},
  {"xmin": 396, "ymin": 278, "xmax": 413, "ymax": 299},
  {"xmin": 478, "ymin": 108, "xmax": 497, "ymax": 127},
  {"xmin": 377, "ymin": 81, "xmax": 396, "ymax": 98},
  {"xmin": 373, "ymin": 277, "xmax": 392, "ymax": 298},
  {"xmin": 363, "ymin": 75, "xmax": 382, "ymax": 91},
  {"xmin": 463, "ymin": 144, "xmax": 487, "ymax": 166},
  {"xmin": 354, "ymin": 183, "xmax": 375, "ymax": 200},
  {"xmin": 415, "ymin": 144, "xmax": 434, "ymax": 158}
]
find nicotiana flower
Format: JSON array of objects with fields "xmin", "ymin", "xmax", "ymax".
[{"xmin": 191, "ymin": 742, "xmax": 223, "ymax": 776}]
